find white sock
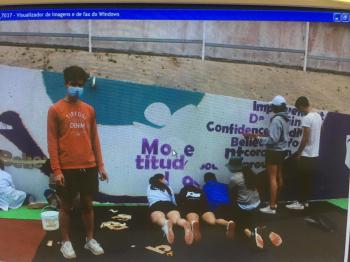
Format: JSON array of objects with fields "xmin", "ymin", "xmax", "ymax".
[{"xmin": 161, "ymin": 220, "xmax": 169, "ymax": 235}]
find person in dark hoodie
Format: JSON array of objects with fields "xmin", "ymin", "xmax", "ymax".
[
  {"xmin": 177, "ymin": 181, "xmax": 236, "ymax": 242},
  {"xmin": 227, "ymin": 157, "xmax": 283, "ymax": 249},
  {"xmin": 245, "ymin": 95, "xmax": 289, "ymax": 214}
]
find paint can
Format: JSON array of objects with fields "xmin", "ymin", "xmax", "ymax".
[{"xmin": 41, "ymin": 207, "xmax": 59, "ymax": 231}]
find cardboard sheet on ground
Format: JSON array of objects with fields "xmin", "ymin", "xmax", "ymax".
[
  {"xmin": 100, "ymin": 221, "xmax": 128, "ymax": 231},
  {"xmin": 30, "ymin": 205, "xmax": 347, "ymax": 262}
]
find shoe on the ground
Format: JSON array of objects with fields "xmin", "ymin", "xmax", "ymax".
[
  {"xmin": 286, "ymin": 201, "xmax": 304, "ymax": 210},
  {"xmin": 254, "ymin": 228, "xmax": 264, "ymax": 249},
  {"xmin": 259, "ymin": 206, "xmax": 276, "ymax": 214},
  {"xmin": 27, "ymin": 202, "xmax": 47, "ymax": 209},
  {"xmin": 226, "ymin": 220, "xmax": 236, "ymax": 240},
  {"xmin": 269, "ymin": 231, "xmax": 283, "ymax": 247},
  {"xmin": 191, "ymin": 220, "xmax": 202, "ymax": 242},
  {"xmin": 184, "ymin": 222, "xmax": 194, "ymax": 245},
  {"xmin": 162, "ymin": 220, "xmax": 175, "ymax": 244},
  {"xmin": 84, "ymin": 238, "xmax": 104, "ymax": 255},
  {"xmin": 60, "ymin": 241, "xmax": 77, "ymax": 259},
  {"xmin": 244, "ymin": 228, "xmax": 264, "ymax": 249}
]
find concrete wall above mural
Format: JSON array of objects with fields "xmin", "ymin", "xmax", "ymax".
[{"xmin": 0, "ymin": 21, "xmax": 349, "ymax": 73}]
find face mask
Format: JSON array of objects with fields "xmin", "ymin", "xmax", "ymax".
[{"xmin": 67, "ymin": 86, "xmax": 84, "ymax": 98}]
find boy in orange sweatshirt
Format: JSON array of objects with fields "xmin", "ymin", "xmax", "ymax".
[{"xmin": 47, "ymin": 66, "xmax": 108, "ymax": 259}]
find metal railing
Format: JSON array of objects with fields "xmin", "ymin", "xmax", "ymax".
[{"xmin": 0, "ymin": 30, "xmax": 349, "ymax": 70}]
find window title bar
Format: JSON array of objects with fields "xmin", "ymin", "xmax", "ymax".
[
  {"xmin": 0, "ymin": 8, "xmax": 349, "ymax": 22},
  {"xmin": 1, "ymin": 1, "xmax": 350, "ymax": 11}
]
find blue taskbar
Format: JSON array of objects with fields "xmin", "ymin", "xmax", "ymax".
[{"xmin": 0, "ymin": 7, "xmax": 349, "ymax": 23}]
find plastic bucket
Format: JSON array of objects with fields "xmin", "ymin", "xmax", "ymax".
[{"xmin": 41, "ymin": 208, "xmax": 59, "ymax": 231}]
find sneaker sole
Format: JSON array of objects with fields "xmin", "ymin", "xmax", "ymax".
[
  {"xmin": 27, "ymin": 202, "xmax": 47, "ymax": 209},
  {"xmin": 165, "ymin": 220, "xmax": 175, "ymax": 245},
  {"xmin": 226, "ymin": 221, "xmax": 236, "ymax": 240},
  {"xmin": 184, "ymin": 223, "xmax": 194, "ymax": 245},
  {"xmin": 255, "ymin": 233, "xmax": 264, "ymax": 249},
  {"xmin": 84, "ymin": 245, "xmax": 104, "ymax": 256},
  {"xmin": 191, "ymin": 221, "xmax": 202, "ymax": 242},
  {"xmin": 60, "ymin": 248, "xmax": 77, "ymax": 259},
  {"xmin": 269, "ymin": 232, "xmax": 283, "ymax": 247}
]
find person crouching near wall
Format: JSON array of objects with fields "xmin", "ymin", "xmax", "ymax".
[
  {"xmin": 147, "ymin": 173, "xmax": 193, "ymax": 245},
  {"xmin": 227, "ymin": 157, "xmax": 283, "ymax": 249}
]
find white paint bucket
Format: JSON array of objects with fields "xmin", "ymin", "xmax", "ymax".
[{"xmin": 41, "ymin": 208, "xmax": 59, "ymax": 231}]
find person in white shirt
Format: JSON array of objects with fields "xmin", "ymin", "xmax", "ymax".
[
  {"xmin": 0, "ymin": 159, "xmax": 28, "ymax": 211},
  {"xmin": 286, "ymin": 97, "xmax": 322, "ymax": 210},
  {"xmin": 147, "ymin": 173, "xmax": 193, "ymax": 245}
]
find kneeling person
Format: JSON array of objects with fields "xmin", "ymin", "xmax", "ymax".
[{"xmin": 227, "ymin": 157, "xmax": 283, "ymax": 249}]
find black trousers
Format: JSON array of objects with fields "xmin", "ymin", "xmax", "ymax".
[
  {"xmin": 297, "ymin": 156, "xmax": 318, "ymax": 203},
  {"xmin": 231, "ymin": 204, "xmax": 263, "ymax": 231}
]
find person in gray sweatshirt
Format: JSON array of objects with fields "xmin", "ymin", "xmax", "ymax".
[
  {"xmin": 245, "ymin": 95, "xmax": 289, "ymax": 214},
  {"xmin": 260, "ymin": 95, "xmax": 289, "ymax": 214}
]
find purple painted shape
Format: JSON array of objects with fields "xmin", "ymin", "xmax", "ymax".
[
  {"xmin": 281, "ymin": 111, "xmax": 350, "ymax": 200},
  {"xmin": 141, "ymin": 138, "xmax": 159, "ymax": 155},
  {"xmin": 200, "ymin": 163, "xmax": 219, "ymax": 171},
  {"xmin": 316, "ymin": 112, "xmax": 350, "ymax": 199},
  {"xmin": 0, "ymin": 111, "xmax": 49, "ymax": 175},
  {"xmin": 182, "ymin": 175, "xmax": 200, "ymax": 188}
]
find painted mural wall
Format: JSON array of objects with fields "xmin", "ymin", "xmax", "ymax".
[{"xmin": 0, "ymin": 65, "xmax": 349, "ymax": 201}]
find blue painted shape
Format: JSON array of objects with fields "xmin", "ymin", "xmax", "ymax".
[{"xmin": 42, "ymin": 71, "xmax": 204, "ymax": 127}]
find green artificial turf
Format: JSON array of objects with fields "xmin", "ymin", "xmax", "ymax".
[
  {"xmin": 0, "ymin": 200, "xmax": 346, "ymax": 220},
  {"xmin": 0, "ymin": 202, "xmax": 147, "ymax": 220},
  {"xmin": 327, "ymin": 198, "xmax": 348, "ymax": 210},
  {"xmin": 0, "ymin": 206, "xmax": 42, "ymax": 220}
]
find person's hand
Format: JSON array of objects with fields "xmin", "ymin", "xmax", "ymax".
[
  {"xmin": 243, "ymin": 132, "xmax": 259, "ymax": 139},
  {"xmin": 292, "ymin": 152, "xmax": 301, "ymax": 160},
  {"xmin": 54, "ymin": 173, "xmax": 65, "ymax": 187},
  {"xmin": 99, "ymin": 168, "xmax": 109, "ymax": 183},
  {"xmin": 243, "ymin": 132, "xmax": 251, "ymax": 139}
]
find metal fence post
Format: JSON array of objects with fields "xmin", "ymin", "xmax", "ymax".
[
  {"xmin": 88, "ymin": 19, "xmax": 92, "ymax": 53},
  {"xmin": 201, "ymin": 21, "xmax": 206, "ymax": 61},
  {"xmin": 303, "ymin": 22, "xmax": 310, "ymax": 71}
]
